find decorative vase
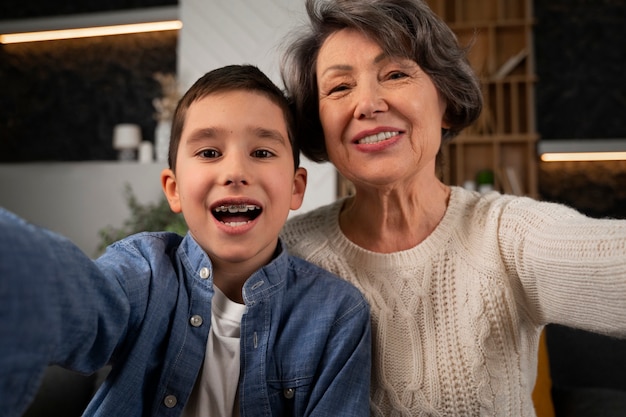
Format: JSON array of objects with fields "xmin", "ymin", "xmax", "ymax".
[{"xmin": 154, "ymin": 119, "xmax": 172, "ymax": 163}]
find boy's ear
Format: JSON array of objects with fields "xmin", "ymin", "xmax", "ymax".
[
  {"xmin": 161, "ymin": 168, "xmax": 182, "ymax": 213},
  {"xmin": 290, "ymin": 167, "xmax": 307, "ymax": 211}
]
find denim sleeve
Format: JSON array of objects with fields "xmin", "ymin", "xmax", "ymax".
[
  {"xmin": 0, "ymin": 208, "xmax": 130, "ymax": 417},
  {"xmin": 307, "ymin": 290, "xmax": 372, "ymax": 417}
]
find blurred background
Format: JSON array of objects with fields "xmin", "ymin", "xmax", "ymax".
[{"xmin": 0, "ymin": 1, "xmax": 624, "ymax": 416}]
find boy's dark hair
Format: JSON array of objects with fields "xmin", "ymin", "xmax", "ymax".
[{"xmin": 168, "ymin": 64, "xmax": 299, "ymax": 171}]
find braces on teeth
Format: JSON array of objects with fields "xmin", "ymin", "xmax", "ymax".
[{"xmin": 214, "ymin": 204, "xmax": 259, "ymax": 213}]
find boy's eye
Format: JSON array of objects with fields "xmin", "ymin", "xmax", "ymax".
[
  {"xmin": 252, "ymin": 149, "xmax": 274, "ymax": 158},
  {"xmin": 199, "ymin": 149, "xmax": 220, "ymax": 158}
]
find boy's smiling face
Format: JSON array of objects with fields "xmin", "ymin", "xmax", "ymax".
[{"xmin": 161, "ymin": 90, "xmax": 306, "ymax": 280}]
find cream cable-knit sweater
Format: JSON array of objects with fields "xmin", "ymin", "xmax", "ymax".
[{"xmin": 281, "ymin": 187, "xmax": 626, "ymax": 417}]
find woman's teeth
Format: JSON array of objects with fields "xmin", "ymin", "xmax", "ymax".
[{"xmin": 358, "ymin": 131, "xmax": 398, "ymax": 145}]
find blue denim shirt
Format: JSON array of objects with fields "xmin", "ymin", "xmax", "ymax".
[{"xmin": 0, "ymin": 208, "xmax": 371, "ymax": 417}]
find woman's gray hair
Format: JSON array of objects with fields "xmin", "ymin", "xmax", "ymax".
[{"xmin": 280, "ymin": 0, "xmax": 483, "ymax": 162}]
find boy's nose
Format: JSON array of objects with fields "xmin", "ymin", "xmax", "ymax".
[
  {"xmin": 222, "ymin": 155, "xmax": 250, "ymax": 186},
  {"xmin": 225, "ymin": 177, "xmax": 248, "ymax": 186}
]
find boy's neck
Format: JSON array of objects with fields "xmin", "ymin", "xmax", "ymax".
[
  {"xmin": 213, "ymin": 276, "xmax": 246, "ymax": 304},
  {"xmin": 211, "ymin": 244, "xmax": 281, "ymax": 304}
]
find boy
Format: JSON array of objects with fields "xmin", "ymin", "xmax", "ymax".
[{"xmin": 0, "ymin": 65, "xmax": 371, "ymax": 417}]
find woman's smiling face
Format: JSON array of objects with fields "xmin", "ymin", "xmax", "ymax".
[{"xmin": 316, "ymin": 28, "xmax": 449, "ymax": 189}]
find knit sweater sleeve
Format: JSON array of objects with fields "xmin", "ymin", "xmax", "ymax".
[{"xmin": 496, "ymin": 196, "xmax": 626, "ymax": 337}]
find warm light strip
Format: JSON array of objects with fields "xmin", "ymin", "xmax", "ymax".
[
  {"xmin": 0, "ymin": 20, "xmax": 182, "ymax": 44},
  {"xmin": 538, "ymin": 139, "xmax": 626, "ymax": 162},
  {"xmin": 541, "ymin": 152, "xmax": 626, "ymax": 162}
]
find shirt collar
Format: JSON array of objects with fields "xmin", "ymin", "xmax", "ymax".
[{"xmin": 177, "ymin": 233, "xmax": 290, "ymax": 304}]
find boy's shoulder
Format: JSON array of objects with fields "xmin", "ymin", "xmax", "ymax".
[
  {"xmin": 108, "ymin": 231, "xmax": 185, "ymax": 251},
  {"xmin": 98, "ymin": 231, "xmax": 186, "ymax": 269}
]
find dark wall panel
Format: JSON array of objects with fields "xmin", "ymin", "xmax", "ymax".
[
  {"xmin": 535, "ymin": 0, "xmax": 626, "ymax": 219},
  {"xmin": 0, "ymin": 0, "xmax": 176, "ymax": 19},
  {"xmin": 534, "ymin": 0, "xmax": 626, "ymax": 140},
  {"xmin": 0, "ymin": 32, "xmax": 177, "ymax": 161}
]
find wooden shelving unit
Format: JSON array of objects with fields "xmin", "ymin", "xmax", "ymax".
[{"xmin": 427, "ymin": 0, "xmax": 538, "ymax": 197}]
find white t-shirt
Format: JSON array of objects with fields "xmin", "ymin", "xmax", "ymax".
[{"xmin": 182, "ymin": 286, "xmax": 247, "ymax": 417}]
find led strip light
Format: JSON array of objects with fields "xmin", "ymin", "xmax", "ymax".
[
  {"xmin": 0, "ymin": 6, "xmax": 180, "ymax": 44},
  {"xmin": 538, "ymin": 139, "xmax": 626, "ymax": 162}
]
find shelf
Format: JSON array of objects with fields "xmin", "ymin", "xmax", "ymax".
[
  {"xmin": 427, "ymin": 0, "xmax": 538, "ymax": 197},
  {"xmin": 428, "ymin": 0, "xmax": 532, "ymax": 22},
  {"xmin": 448, "ymin": 19, "xmax": 533, "ymax": 30},
  {"xmin": 454, "ymin": 134, "xmax": 539, "ymax": 144}
]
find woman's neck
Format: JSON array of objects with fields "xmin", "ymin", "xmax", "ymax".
[{"xmin": 338, "ymin": 180, "xmax": 450, "ymax": 253}]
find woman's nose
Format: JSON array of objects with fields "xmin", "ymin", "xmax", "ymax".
[{"xmin": 353, "ymin": 84, "xmax": 387, "ymax": 119}]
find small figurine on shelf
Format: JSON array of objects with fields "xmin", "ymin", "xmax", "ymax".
[{"xmin": 153, "ymin": 72, "xmax": 181, "ymax": 163}]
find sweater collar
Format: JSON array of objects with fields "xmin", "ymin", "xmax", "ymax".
[{"xmin": 323, "ymin": 187, "xmax": 469, "ymax": 269}]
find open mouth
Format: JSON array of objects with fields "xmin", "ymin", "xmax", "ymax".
[{"xmin": 212, "ymin": 203, "xmax": 262, "ymax": 227}]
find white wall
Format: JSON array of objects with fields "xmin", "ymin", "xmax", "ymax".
[
  {"xmin": 177, "ymin": 0, "xmax": 305, "ymax": 89},
  {"xmin": 0, "ymin": 162, "xmax": 166, "ymax": 257}
]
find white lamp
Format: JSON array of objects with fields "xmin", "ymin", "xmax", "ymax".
[{"xmin": 113, "ymin": 123, "xmax": 141, "ymax": 161}]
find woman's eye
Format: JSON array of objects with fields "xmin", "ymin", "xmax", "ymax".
[
  {"xmin": 199, "ymin": 149, "xmax": 220, "ymax": 158},
  {"xmin": 328, "ymin": 84, "xmax": 349, "ymax": 94},
  {"xmin": 388, "ymin": 71, "xmax": 408, "ymax": 80},
  {"xmin": 253, "ymin": 149, "xmax": 274, "ymax": 158}
]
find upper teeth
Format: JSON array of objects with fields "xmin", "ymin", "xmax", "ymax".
[
  {"xmin": 358, "ymin": 131, "xmax": 398, "ymax": 145},
  {"xmin": 214, "ymin": 204, "xmax": 260, "ymax": 213}
]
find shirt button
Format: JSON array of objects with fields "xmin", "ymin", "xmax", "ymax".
[
  {"xmin": 283, "ymin": 388, "xmax": 295, "ymax": 399},
  {"xmin": 190, "ymin": 315, "xmax": 203, "ymax": 327},
  {"xmin": 199, "ymin": 267, "xmax": 210, "ymax": 279},
  {"xmin": 164, "ymin": 394, "xmax": 177, "ymax": 408}
]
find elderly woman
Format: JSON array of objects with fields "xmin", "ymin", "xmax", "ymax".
[{"xmin": 279, "ymin": 0, "xmax": 626, "ymax": 416}]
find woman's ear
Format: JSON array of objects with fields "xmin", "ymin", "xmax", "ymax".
[
  {"xmin": 161, "ymin": 168, "xmax": 182, "ymax": 213},
  {"xmin": 290, "ymin": 167, "xmax": 308, "ymax": 211}
]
